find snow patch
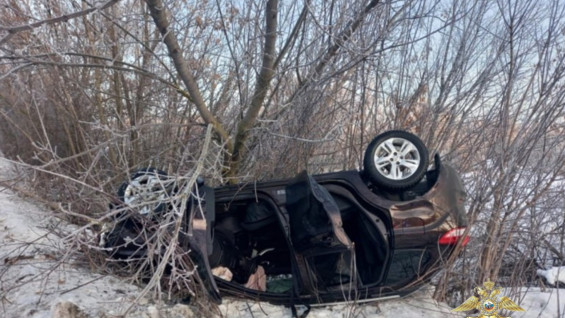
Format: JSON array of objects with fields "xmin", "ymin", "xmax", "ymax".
[
  {"xmin": 537, "ymin": 267, "xmax": 565, "ymax": 286},
  {"xmin": 513, "ymin": 288, "xmax": 565, "ymax": 318}
]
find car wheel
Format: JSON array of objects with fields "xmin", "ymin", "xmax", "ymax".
[
  {"xmin": 117, "ymin": 168, "xmax": 172, "ymax": 215},
  {"xmin": 363, "ymin": 130, "xmax": 429, "ymax": 190}
]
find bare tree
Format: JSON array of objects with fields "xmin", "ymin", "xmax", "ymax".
[{"xmin": 1, "ymin": 0, "xmax": 565, "ymax": 307}]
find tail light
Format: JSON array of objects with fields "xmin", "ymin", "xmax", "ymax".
[{"xmin": 439, "ymin": 227, "xmax": 469, "ymax": 247}]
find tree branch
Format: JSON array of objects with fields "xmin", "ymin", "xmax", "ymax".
[
  {"xmin": 279, "ymin": 0, "xmax": 381, "ymax": 114},
  {"xmin": 228, "ymin": 0, "xmax": 279, "ymax": 179},
  {"xmin": 311, "ymin": 0, "xmax": 380, "ymax": 80},
  {"xmin": 144, "ymin": 0, "xmax": 230, "ymax": 144},
  {"xmin": 0, "ymin": 0, "xmax": 120, "ymax": 46},
  {"xmin": 272, "ymin": 0, "xmax": 310, "ymax": 70}
]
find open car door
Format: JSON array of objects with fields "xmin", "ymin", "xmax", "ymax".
[
  {"xmin": 286, "ymin": 172, "xmax": 355, "ymax": 296},
  {"xmin": 181, "ymin": 183, "xmax": 222, "ymax": 303},
  {"xmin": 286, "ymin": 172, "xmax": 391, "ymax": 300}
]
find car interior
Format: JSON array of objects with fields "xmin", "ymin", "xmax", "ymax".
[
  {"xmin": 210, "ymin": 173, "xmax": 391, "ymax": 295},
  {"xmin": 211, "ymin": 198, "xmax": 291, "ymax": 286}
]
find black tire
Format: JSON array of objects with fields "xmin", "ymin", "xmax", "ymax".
[
  {"xmin": 117, "ymin": 168, "xmax": 171, "ymax": 215},
  {"xmin": 363, "ymin": 130, "xmax": 429, "ymax": 190}
]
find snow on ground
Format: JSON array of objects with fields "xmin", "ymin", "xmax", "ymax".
[
  {"xmin": 537, "ymin": 267, "xmax": 565, "ymax": 286},
  {"xmin": 513, "ymin": 288, "xmax": 565, "ymax": 318},
  {"xmin": 218, "ymin": 287, "xmax": 461, "ymax": 318},
  {"xmin": 0, "ymin": 158, "xmax": 155, "ymax": 318},
  {"xmin": 1, "ymin": 156, "xmax": 564, "ymax": 318},
  {"xmin": 219, "ymin": 286, "xmax": 565, "ymax": 318}
]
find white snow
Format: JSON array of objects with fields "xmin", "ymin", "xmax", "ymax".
[
  {"xmin": 1, "ymin": 156, "xmax": 564, "ymax": 318},
  {"xmin": 537, "ymin": 267, "xmax": 565, "ymax": 286},
  {"xmin": 218, "ymin": 287, "xmax": 462, "ymax": 318},
  {"xmin": 0, "ymin": 157, "xmax": 148, "ymax": 318},
  {"xmin": 513, "ymin": 288, "xmax": 565, "ymax": 318}
]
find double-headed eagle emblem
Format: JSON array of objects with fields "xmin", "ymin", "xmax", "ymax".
[{"xmin": 452, "ymin": 280, "xmax": 525, "ymax": 318}]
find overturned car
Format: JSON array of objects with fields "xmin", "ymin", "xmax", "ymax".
[{"xmin": 102, "ymin": 130, "xmax": 468, "ymax": 305}]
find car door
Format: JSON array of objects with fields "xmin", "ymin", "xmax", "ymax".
[
  {"xmin": 285, "ymin": 172, "xmax": 357, "ymax": 296},
  {"xmin": 181, "ymin": 183, "xmax": 222, "ymax": 303}
]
